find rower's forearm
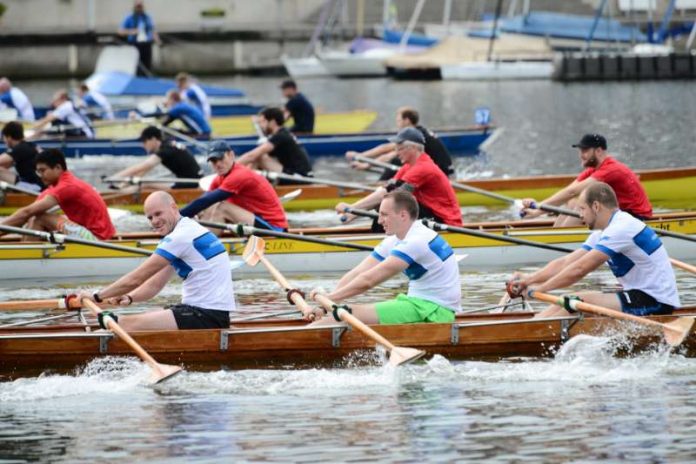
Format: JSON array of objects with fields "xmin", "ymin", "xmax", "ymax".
[
  {"xmin": 351, "ymin": 187, "xmax": 386, "ymax": 210},
  {"xmin": 535, "ymin": 266, "xmax": 587, "ymax": 293},
  {"xmin": 329, "ymin": 275, "xmax": 373, "ymax": 302}
]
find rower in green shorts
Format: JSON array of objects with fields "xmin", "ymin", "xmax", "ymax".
[{"xmin": 309, "ymin": 190, "xmax": 461, "ymax": 325}]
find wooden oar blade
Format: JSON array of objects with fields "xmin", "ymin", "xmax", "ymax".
[
  {"xmin": 388, "ymin": 346, "xmax": 426, "ymax": 367},
  {"xmin": 149, "ymin": 364, "xmax": 184, "ymax": 385},
  {"xmin": 663, "ymin": 316, "xmax": 696, "ymax": 347},
  {"xmin": 241, "ymin": 235, "xmax": 265, "ymax": 267},
  {"xmin": 280, "ymin": 189, "xmax": 303, "ymax": 203}
]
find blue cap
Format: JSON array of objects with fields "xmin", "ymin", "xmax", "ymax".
[
  {"xmin": 389, "ymin": 127, "xmax": 425, "ymax": 145},
  {"xmin": 206, "ymin": 140, "xmax": 231, "ymax": 160}
]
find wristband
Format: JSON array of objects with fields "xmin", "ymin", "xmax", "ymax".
[
  {"xmin": 92, "ymin": 292, "xmax": 103, "ymax": 303},
  {"xmin": 124, "ymin": 295, "xmax": 133, "ymax": 306}
]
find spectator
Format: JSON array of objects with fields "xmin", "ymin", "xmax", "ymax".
[{"xmin": 118, "ymin": 0, "xmax": 161, "ymax": 76}]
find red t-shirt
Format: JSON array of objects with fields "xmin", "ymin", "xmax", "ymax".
[
  {"xmin": 394, "ymin": 154, "xmax": 462, "ymax": 226},
  {"xmin": 576, "ymin": 156, "xmax": 652, "ymax": 218},
  {"xmin": 39, "ymin": 171, "xmax": 115, "ymax": 239},
  {"xmin": 210, "ymin": 163, "xmax": 288, "ymax": 229}
]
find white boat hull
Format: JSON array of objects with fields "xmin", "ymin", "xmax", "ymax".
[
  {"xmin": 441, "ymin": 61, "xmax": 554, "ymax": 80},
  {"xmin": 281, "ymin": 56, "xmax": 329, "ymax": 78}
]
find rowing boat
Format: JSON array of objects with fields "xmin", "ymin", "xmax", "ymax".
[
  {"xmin": 2, "ymin": 165, "xmax": 692, "ymax": 214},
  {"xmin": 1, "ymin": 308, "xmax": 694, "ymax": 374},
  {"xmin": 2, "ymin": 126, "xmax": 494, "ymax": 159},
  {"xmin": 1, "ymin": 213, "xmax": 694, "ymax": 280}
]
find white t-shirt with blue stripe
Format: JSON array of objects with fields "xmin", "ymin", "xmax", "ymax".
[
  {"xmin": 582, "ymin": 210, "xmax": 680, "ymax": 307},
  {"xmin": 155, "ymin": 217, "xmax": 236, "ymax": 311},
  {"xmin": 372, "ymin": 221, "xmax": 461, "ymax": 311}
]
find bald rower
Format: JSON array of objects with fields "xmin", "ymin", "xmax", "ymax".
[{"xmin": 80, "ymin": 191, "xmax": 236, "ymax": 331}]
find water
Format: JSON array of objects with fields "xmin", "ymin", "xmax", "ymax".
[{"xmin": 2, "ymin": 77, "xmax": 696, "ymax": 461}]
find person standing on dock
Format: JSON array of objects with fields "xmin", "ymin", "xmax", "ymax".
[
  {"xmin": 236, "ymin": 107, "xmax": 313, "ymax": 183},
  {"xmin": 310, "ymin": 190, "xmax": 461, "ymax": 325},
  {"xmin": 520, "ymin": 134, "xmax": 652, "ymax": 227},
  {"xmin": 118, "ymin": 0, "xmax": 161, "ymax": 76},
  {"xmin": 507, "ymin": 182, "xmax": 679, "ymax": 319},
  {"xmin": 280, "ymin": 80, "xmax": 315, "ymax": 134},
  {"xmin": 76, "ymin": 83, "xmax": 115, "ymax": 121},
  {"xmin": 336, "ymin": 127, "xmax": 462, "ymax": 230},
  {"xmin": 0, "ymin": 78, "xmax": 35, "ymax": 122},
  {"xmin": 176, "ymin": 73, "xmax": 211, "ymax": 121},
  {"xmin": 31, "ymin": 90, "xmax": 95, "ymax": 139},
  {"xmin": 79, "ymin": 191, "xmax": 235, "ymax": 331},
  {"xmin": 109, "ymin": 126, "xmax": 203, "ymax": 190},
  {"xmin": 0, "ymin": 121, "xmax": 44, "ymax": 192},
  {"xmin": 346, "ymin": 106, "xmax": 453, "ymax": 180},
  {"xmin": 0, "ymin": 149, "xmax": 114, "ymax": 240},
  {"xmin": 180, "ymin": 140, "xmax": 288, "ymax": 232}
]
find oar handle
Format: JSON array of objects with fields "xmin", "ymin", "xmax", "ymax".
[
  {"xmin": 352, "ymin": 154, "xmax": 398, "ymax": 171},
  {"xmin": 313, "ymin": 293, "xmax": 396, "ymax": 351}
]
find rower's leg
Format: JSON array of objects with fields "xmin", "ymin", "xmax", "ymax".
[
  {"xmin": 257, "ymin": 154, "xmax": 283, "ymax": 173},
  {"xmin": 118, "ymin": 309, "xmax": 178, "ymax": 331},
  {"xmin": 26, "ymin": 212, "xmax": 62, "ymax": 233},
  {"xmin": 199, "ymin": 202, "xmax": 255, "ymax": 235},
  {"xmin": 553, "ymin": 198, "xmax": 583, "ymax": 227},
  {"xmin": 535, "ymin": 291, "xmax": 621, "ymax": 318},
  {"xmin": 0, "ymin": 168, "xmax": 18, "ymax": 184}
]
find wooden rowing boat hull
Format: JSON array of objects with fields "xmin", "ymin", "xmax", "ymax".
[
  {"xmin": 1, "ymin": 165, "xmax": 694, "ymax": 214},
  {"xmin": 0, "ymin": 213, "xmax": 694, "ymax": 280},
  {"xmin": 0, "ymin": 309, "xmax": 694, "ymax": 374}
]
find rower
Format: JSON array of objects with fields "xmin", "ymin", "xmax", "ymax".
[
  {"xmin": 110, "ymin": 126, "xmax": 203, "ymax": 189},
  {"xmin": 31, "ymin": 89, "xmax": 95, "ymax": 139},
  {"xmin": 180, "ymin": 140, "xmax": 288, "ymax": 232},
  {"xmin": 507, "ymin": 182, "xmax": 679, "ymax": 318},
  {"xmin": 346, "ymin": 106, "xmax": 453, "ymax": 180},
  {"xmin": 0, "ymin": 121, "xmax": 44, "ymax": 192},
  {"xmin": 280, "ymin": 79, "xmax": 314, "ymax": 134},
  {"xmin": 310, "ymin": 190, "xmax": 461, "ymax": 325},
  {"xmin": 76, "ymin": 82, "xmax": 115, "ymax": 121},
  {"xmin": 236, "ymin": 107, "xmax": 313, "ymax": 183},
  {"xmin": 520, "ymin": 133, "xmax": 652, "ymax": 227},
  {"xmin": 148, "ymin": 89, "xmax": 211, "ymax": 139},
  {"xmin": 337, "ymin": 127, "xmax": 462, "ymax": 230},
  {"xmin": 176, "ymin": 72, "xmax": 211, "ymax": 121},
  {"xmin": 79, "ymin": 191, "xmax": 235, "ymax": 331},
  {"xmin": 0, "ymin": 149, "xmax": 115, "ymax": 240},
  {"xmin": 0, "ymin": 77, "xmax": 35, "ymax": 122}
]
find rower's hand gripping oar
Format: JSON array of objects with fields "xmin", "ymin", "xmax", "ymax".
[
  {"xmin": 527, "ymin": 290, "xmax": 695, "ymax": 347},
  {"xmin": 311, "ymin": 291, "xmax": 426, "ymax": 367},
  {"xmin": 80, "ymin": 298, "xmax": 182, "ymax": 384}
]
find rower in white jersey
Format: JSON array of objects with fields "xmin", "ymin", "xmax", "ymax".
[
  {"xmin": 77, "ymin": 82, "xmax": 115, "ymax": 120},
  {"xmin": 80, "ymin": 191, "xmax": 235, "ymax": 331},
  {"xmin": 0, "ymin": 78, "xmax": 35, "ymax": 121},
  {"xmin": 309, "ymin": 190, "xmax": 461, "ymax": 325},
  {"xmin": 32, "ymin": 89, "xmax": 95, "ymax": 139},
  {"xmin": 507, "ymin": 182, "xmax": 680, "ymax": 318},
  {"xmin": 176, "ymin": 72, "xmax": 211, "ymax": 120}
]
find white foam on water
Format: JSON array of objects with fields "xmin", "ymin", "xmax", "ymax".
[{"xmin": 0, "ymin": 357, "xmax": 150, "ymax": 402}]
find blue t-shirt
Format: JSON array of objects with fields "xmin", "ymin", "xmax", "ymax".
[
  {"xmin": 168, "ymin": 102, "xmax": 211, "ymax": 135},
  {"xmin": 121, "ymin": 12, "xmax": 155, "ymax": 43}
]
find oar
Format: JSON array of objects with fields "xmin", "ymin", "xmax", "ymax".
[
  {"xmin": 671, "ymin": 258, "xmax": 696, "ymax": 274},
  {"xmin": 351, "ymin": 154, "xmax": 398, "ymax": 171},
  {"xmin": 0, "ymin": 296, "xmax": 82, "ymax": 312},
  {"xmin": 342, "ymin": 208, "xmax": 574, "ymax": 254},
  {"xmin": 241, "ymin": 235, "xmax": 317, "ymax": 320},
  {"xmin": 102, "ymin": 176, "xmax": 202, "ymax": 186},
  {"xmin": 80, "ymin": 299, "xmax": 182, "ymax": 384},
  {"xmin": 155, "ymin": 123, "xmax": 209, "ymax": 151},
  {"xmin": 527, "ymin": 290, "xmax": 695, "ymax": 347},
  {"xmin": 198, "ymin": 219, "xmax": 373, "ymax": 251},
  {"xmin": 312, "ymin": 292, "xmax": 426, "ymax": 367},
  {"xmin": 257, "ymin": 170, "xmax": 378, "ymax": 192}
]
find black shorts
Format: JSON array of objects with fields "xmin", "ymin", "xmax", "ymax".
[
  {"xmin": 617, "ymin": 289, "xmax": 674, "ymax": 316},
  {"xmin": 169, "ymin": 304, "xmax": 230, "ymax": 330}
]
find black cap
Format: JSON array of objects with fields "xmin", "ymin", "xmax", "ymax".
[
  {"xmin": 572, "ymin": 134, "xmax": 607, "ymax": 150},
  {"xmin": 280, "ymin": 79, "xmax": 297, "ymax": 89},
  {"xmin": 206, "ymin": 140, "xmax": 231, "ymax": 161},
  {"xmin": 139, "ymin": 126, "xmax": 162, "ymax": 141},
  {"xmin": 389, "ymin": 127, "xmax": 425, "ymax": 145}
]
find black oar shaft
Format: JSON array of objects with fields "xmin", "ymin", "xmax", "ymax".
[
  {"xmin": 656, "ymin": 228, "xmax": 696, "ymax": 244},
  {"xmin": 198, "ymin": 220, "xmax": 373, "ymax": 251},
  {"xmin": 102, "ymin": 176, "xmax": 201, "ymax": 185},
  {"xmin": 258, "ymin": 170, "xmax": 377, "ymax": 192},
  {"xmin": 352, "ymin": 154, "xmax": 398, "ymax": 171}
]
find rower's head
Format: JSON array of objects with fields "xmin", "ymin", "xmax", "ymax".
[
  {"xmin": 1, "ymin": 121, "xmax": 25, "ymax": 147},
  {"xmin": 258, "ymin": 107, "xmax": 284, "ymax": 136},
  {"xmin": 0, "ymin": 78, "xmax": 11, "ymax": 93},
  {"xmin": 578, "ymin": 182, "xmax": 619, "ymax": 230},
  {"xmin": 139, "ymin": 126, "xmax": 163, "ymax": 153},
  {"xmin": 390, "ymin": 127, "xmax": 425, "ymax": 165},
  {"xmin": 175, "ymin": 72, "xmax": 190, "ymax": 90},
  {"xmin": 144, "ymin": 191, "xmax": 180, "ymax": 236},
  {"xmin": 51, "ymin": 89, "xmax": 69, "ymax": 108},
  {"xmin": 396, "ymin": 107, "xmax": 419, "ymax": 129},
  {"xmin": 280, "ymin": 80, "xmax": 298, "ymax": 99},
  {"xmin": 77, "ymin": 83, "xmax": 90, "ymax": 97},
  {"xmin": 572, "ymin": 133, "xmax": 607, "ymax": 169},
  {"xmin": 378, "ymin": 190, "xmax": 419, "ymax": 238},
  {"xmin": 35, "ymin": 149, "xmax": 68, "ymax": 186},
  {"xmin": 165, "ymin": 89, "xmax": 181, "ymax": 107},
  {"xmin": 207, "ymin": 140, "xmax": 235, "ymax": 175}
]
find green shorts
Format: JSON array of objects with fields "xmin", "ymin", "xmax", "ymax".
[{"xmin": 375, "ymin": 294, "xmax": 456, "ymax": 325}]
